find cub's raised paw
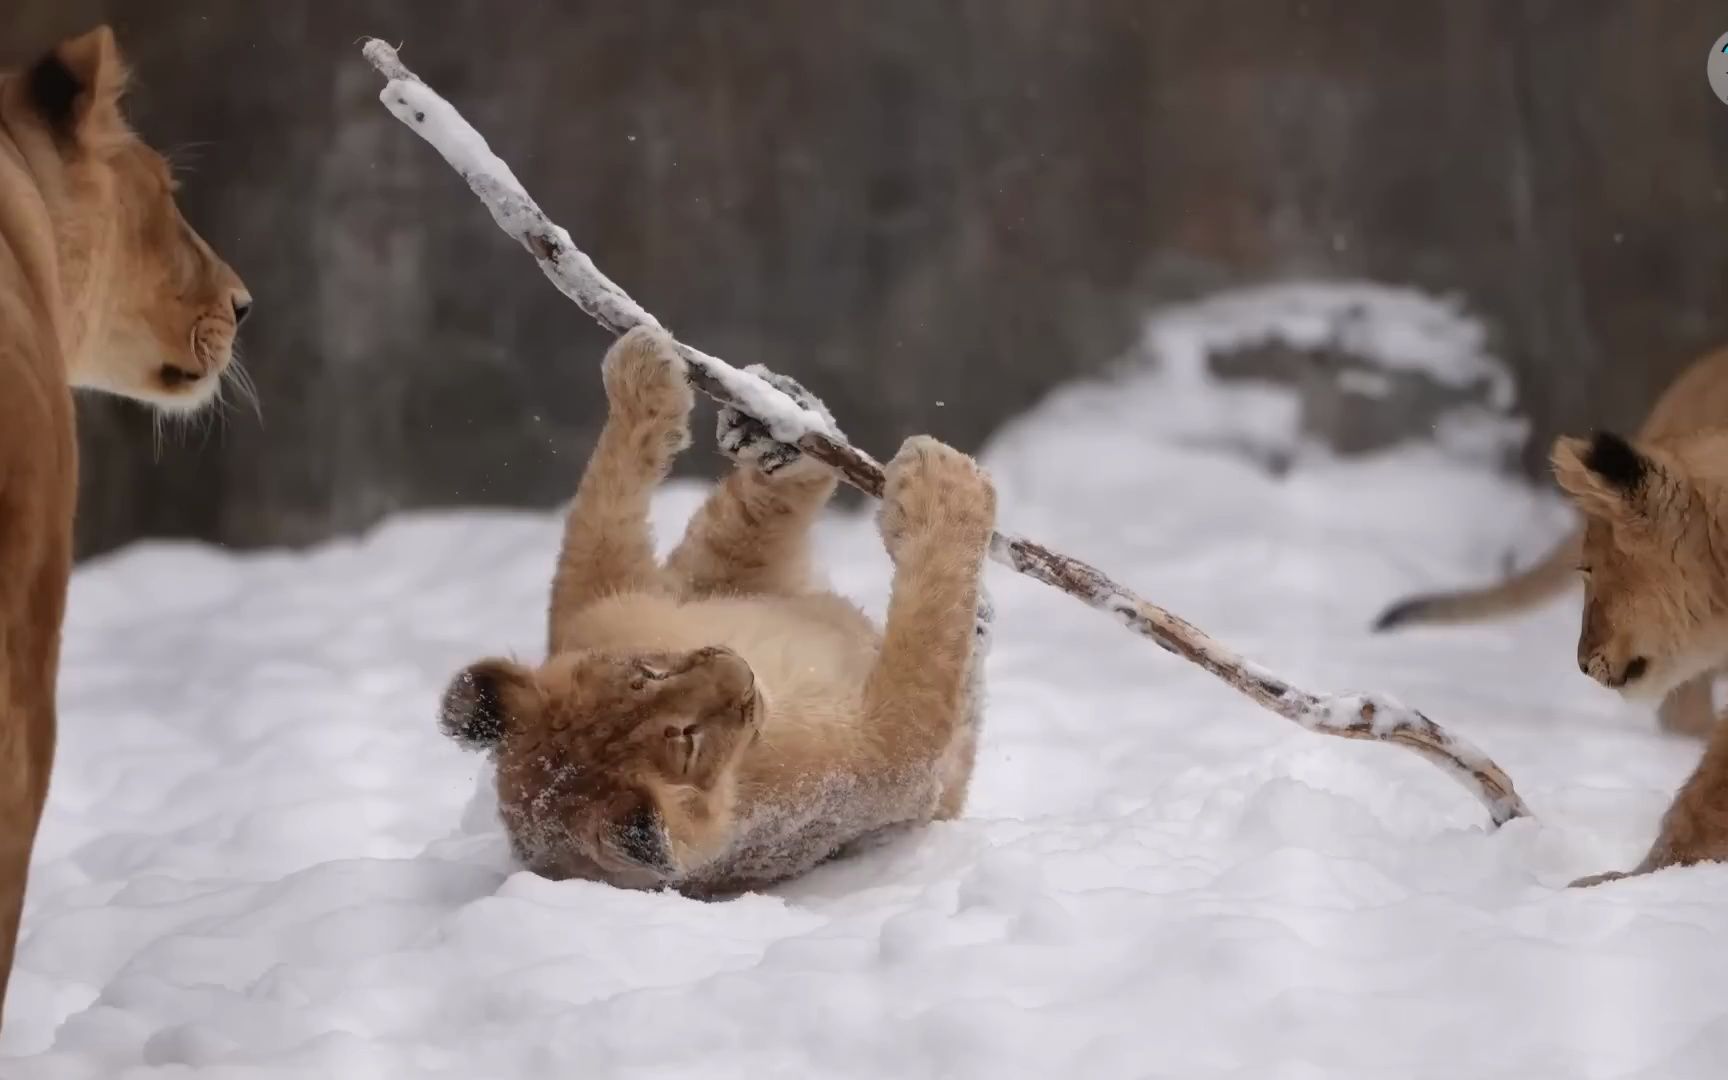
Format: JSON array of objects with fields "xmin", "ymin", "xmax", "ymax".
[
  {"xmin": 602, "ymin": 326, "xmax": 695, "ymax": 450},
  {"xmin": 717, "ymin": 365, "xmax": 838, "ymax": 477},
  {"xmin": 878, "ymin": 436, "xmax": 996, "ymax": 559}
]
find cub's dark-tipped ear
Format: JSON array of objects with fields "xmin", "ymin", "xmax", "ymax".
[
  {"xmin": 1552, "ymin": 430, "xmax": 1672, "ymax": 529},
  {"xmin": 26, "ymin": 25, "xmax": 128, "ymax": 142},
  {"xmin": 1579, "ymin": 431, "xmax": 1646, "ymax": 492},
  {"xmin": 440, "ymin": 658, "xmax": 533, "ymax": 752}
]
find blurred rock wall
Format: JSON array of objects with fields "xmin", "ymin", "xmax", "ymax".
[{"xmin": 9, "ymin": 1, "xmax": 1728, "ymax": 556}]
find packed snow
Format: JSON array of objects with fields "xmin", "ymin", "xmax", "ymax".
[{"xmin": 5, "ymin": 284, "xmax": 1725, "ymax": 1078}]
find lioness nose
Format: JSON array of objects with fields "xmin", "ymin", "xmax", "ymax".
[{"xmin": 231, "ymin": 293, "xmax": 253, "ymax": 326}]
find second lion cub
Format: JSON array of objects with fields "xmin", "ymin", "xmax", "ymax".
[{"xmin": 440, "ymin": 327, "xmax": 996, "ymax": 897}]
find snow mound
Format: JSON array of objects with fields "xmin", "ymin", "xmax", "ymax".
[
  {"xmin": 4, "ymin": 285, "xmax": 1718, "ymax": 1079},
  {"xmin": 1055, "ymin": 281, "xmax": 1529, "ymax": 474}
]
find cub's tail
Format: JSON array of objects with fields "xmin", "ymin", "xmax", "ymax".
[{"xmin": 1372, "ymin": 531, "xmax": 1579, "ymax": 631}]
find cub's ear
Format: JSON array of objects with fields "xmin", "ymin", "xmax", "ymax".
[
  {"xmin": 1552, "ymin": 431, "xmax": 1666, "ymax": 525},
  {"xmin": 26, "ymin": 25, "xmax": 129, "ymax": 144},
  {"xmin": 440, "ymin": 658, "xmax": 533, "ymax": 752}
]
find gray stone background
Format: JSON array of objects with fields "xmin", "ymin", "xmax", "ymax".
[{"xmin": 11, "ymin": 1, "xmax": 1728, "ymax": 557}]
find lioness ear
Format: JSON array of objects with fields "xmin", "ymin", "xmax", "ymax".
[
  {"xmin": 1552, "ymin": 431, "xmax": 1660, "ymax": 523},
  {"xmin": 440, "ymin": 658, "xmax": 534, "ymax": 752},
  {"xmin": 27, "ymin": 25, "xmax": 129, "ymax": 144}
]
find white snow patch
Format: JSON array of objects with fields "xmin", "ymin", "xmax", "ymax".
[
  {"xmin": 1074, "ymin": 281, "xmax": 1529, "ymax": 475},
  {"xmin": 1, "ymin": 284, "xmax": 1714, "ymax": 1079},
  {"xmin": 1146, "ymin": 280, "xmax": 1516, "ymax": 404}
]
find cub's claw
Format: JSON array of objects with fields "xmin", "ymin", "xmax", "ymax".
[{"xmin": 717, "ymin": 365, "xmax": 837, "ymax": 476}]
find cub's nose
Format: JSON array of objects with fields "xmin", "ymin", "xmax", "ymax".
[
  {"xmin": 231, "ymin": 292, "xmax": 254, "ymax": 326},
  {"xmin": 1618, "ymin": 656, "xmax": 1649, "ymax": 686},
  {"xmin": 1589, "ymin": 654, "xmax": 1650, "ymax": 688}
]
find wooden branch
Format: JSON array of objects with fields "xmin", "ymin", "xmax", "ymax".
[{"xmin": 359, "ymin": 38, "xmax": 1532, "ymax": 827}]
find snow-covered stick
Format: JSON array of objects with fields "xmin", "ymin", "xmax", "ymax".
[{"xmin": 360, "ymin": 38, "xmax": 1532, "ymax": 828}]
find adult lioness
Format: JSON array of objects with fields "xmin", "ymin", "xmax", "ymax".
[
  {"xmin": 440, "ymin": 327, "xmax": 993, "ymax": 897},
  {"xmin": 1546, "ymin": 430, "xmax": 1728, "ymax": 885},
  {"xmin": 1374, "ymin": 345, "xmax": 1728, "ymax": 737},
  {"xmin": 0, "ymin": 26, "xmax": 250, "ymax": 1026}
]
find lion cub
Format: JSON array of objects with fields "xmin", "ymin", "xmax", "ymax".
[
  {"xmin": 1375, "ymin": 345, "xmax": 1728, "ymax": 737},
  {"xmin": 1550, "ymin": 429, "xmax": 1728, "ymax": 885},
  {"xmin": 440, "ymin": 327, "xmax": 995, "ymax": 897}
]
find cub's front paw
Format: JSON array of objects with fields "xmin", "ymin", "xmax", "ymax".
[
  {"xmin": 602, "ymin": 326, "xmax": 695, "ymax": 453},
  {"xmin": 877, "ymin": 436, "xmax": 996, "ymax": 559},
  {"xmin": 716, "ymin": 365, "xmax": 838, "ymax": 477}
]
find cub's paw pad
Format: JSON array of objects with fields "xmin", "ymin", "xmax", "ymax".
[
  {"xmin": 602, "ymin": 326, "xmax": 695, "ymax": 437},
  {"xmin": 717, "ymin": 366, "xmax": 837, "ymax": 476},
  {"xmin": 878, "ymin": 436, "xmax": 996, "ymax": 555},
  {"xmin": 717, "ymin": 412, "xmax": 800, "ymax": 474}
]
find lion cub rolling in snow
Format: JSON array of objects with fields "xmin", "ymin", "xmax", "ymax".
[{"xmin": 440, "ymin": 327, "xmax": 995, "ymax": 897}]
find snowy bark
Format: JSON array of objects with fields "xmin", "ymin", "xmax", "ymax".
[{"xmin": 360, "ymin": 39, "xmax": 1531, "ymax": 828}]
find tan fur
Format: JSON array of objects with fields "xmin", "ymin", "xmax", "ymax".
[
  {"xmin": 442, "ymin": 327, "xmax": 994, "ymax": 897},
  {"xmin": 1571, "ymin": 723, "xmax": 1728, "ymax": 888},
  {"xmin": 1552, "ymin": 431, "xmax": 1728, "ymax": 698},
  {"xmin": 1549, "ymin": 425, "xmax": 1728, "ymax": 885},
  {"xmin": 1376, "ymin": 345, "xmax": 1728, "ymax": 737},
  {"xmin": 0, "ymin": 26, "xmax": 249, "ymax": 1027}
]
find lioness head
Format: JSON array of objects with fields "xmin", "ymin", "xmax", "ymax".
[
  {"xmin": 1, "ymin": 25, "xmax": 250, "ymax": 411},
  {"xmin": 440, "ymin": 647, "xmax": 762, "ymax": 890},
  {"xmin": 1552, "ymin": 430, "xmax": 1728, "ymax": 700}
]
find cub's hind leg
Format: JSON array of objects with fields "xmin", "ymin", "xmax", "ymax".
[
  {"xmin": 549, "ymin": 327, "xmax": 693, "ymax": 652},
  {"xmin": 861, "ymin": 436, "xmax": 995, "ymax": 821},
  {"xmin": 666, "ymin": 366, "xmax": 839, "ymax": 599}
]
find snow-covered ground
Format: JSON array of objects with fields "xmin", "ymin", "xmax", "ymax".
[{"xmin": 5, "ymin": 285, "xmax": 1725, "ymax": 1078}]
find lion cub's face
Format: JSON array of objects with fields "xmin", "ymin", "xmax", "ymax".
[
  {"xmin": 6, "ymin": 26, "xmax": 251, "ymax": 411},
  {"xmin": 1553, "ymin": 431, "xmax": 1728, "ymax": 700},
  {"xmin": 441, "ymin": 646, "xmax": 761, "ymax": 890}
]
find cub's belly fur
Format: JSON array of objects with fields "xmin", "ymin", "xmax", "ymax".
[{"xmin": 564, "ymin": 591, "xmax": 880, "ymax": 704}]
